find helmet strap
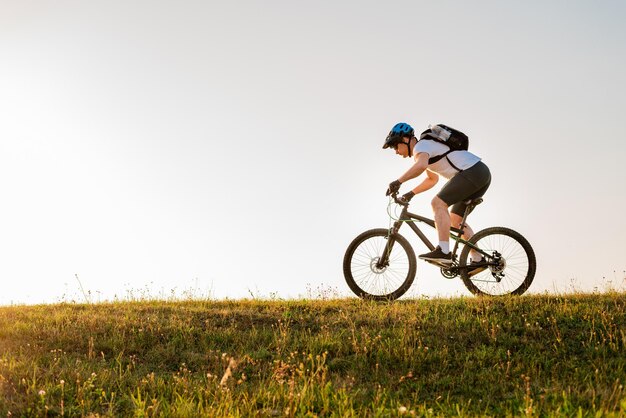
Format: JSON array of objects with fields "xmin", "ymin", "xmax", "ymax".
[{"xmin": 407, "ymin": 137, "xmax": 415, "ymax": 158}]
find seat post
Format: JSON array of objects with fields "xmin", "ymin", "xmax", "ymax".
[
  {"xmin": 458, "ymin": 205, "xmax": 472, "ymax": 236},
  {"xmin": 458, "ymin": 198, "xmax": 483, "ymax": 237},
  {"xmin": 451, "ymin": 198, "xmax": 482, "ymax": 258}
]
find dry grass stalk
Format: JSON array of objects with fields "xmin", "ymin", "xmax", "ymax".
[{"xmin": 220, "ymin": 358, "xmax": 238, "ymax": 387}]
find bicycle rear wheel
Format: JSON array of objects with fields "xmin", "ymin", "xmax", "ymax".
[
  {"xmin": 459, "ymin": 227, "xmax": 536, "ymax": 296},
  {"xmin": 343, "ymin": 229, "xmax": 416, "ymax": 301}
]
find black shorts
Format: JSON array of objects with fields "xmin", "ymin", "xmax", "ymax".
[{"xmin": 437, "ymin": 161, "xmax": 491, "ymax": 216}]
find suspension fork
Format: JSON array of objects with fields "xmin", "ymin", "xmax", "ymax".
[{"xmin": 378, "ymin": 219, "xmax": 404, "ymax": 268}]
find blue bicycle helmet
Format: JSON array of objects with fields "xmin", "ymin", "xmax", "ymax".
[{"xmin": 383, "ymin": 122, "xmax": 414, "ymax": 149}]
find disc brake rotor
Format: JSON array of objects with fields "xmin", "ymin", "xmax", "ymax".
[{"xmin": 370, "ymin": 257, "xmax": 387, "ymax": 274}]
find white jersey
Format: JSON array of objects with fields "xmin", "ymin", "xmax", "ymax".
[{"xmin": 413, "ymin": 139, "xmax": 481, "ymax": 179}]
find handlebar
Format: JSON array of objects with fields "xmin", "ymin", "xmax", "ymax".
[{"xmin": 390, "ymin": 192, "xmax": 409, "ymax": 207}]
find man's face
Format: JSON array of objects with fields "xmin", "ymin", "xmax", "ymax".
[{"xmin": 393, "ymin": 137, "xmax": 411, "ymax": 158}]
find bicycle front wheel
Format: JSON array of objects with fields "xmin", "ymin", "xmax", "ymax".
[
  {"xmin": 459, "ymin": 227, "xmax": 536, "ymax": 296},
  {"xmin": 343, "ymin": 229, "xmax": 416, "ymax": 301}
]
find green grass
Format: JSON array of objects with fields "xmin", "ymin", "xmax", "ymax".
[{"xmin": 1, "ymin": 293, "xmax": 625, "ymax": 417}]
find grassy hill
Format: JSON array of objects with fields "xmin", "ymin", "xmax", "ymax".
[{"xmin": 1, "ymin": 294, "xmax": 625, "ymax": 416}]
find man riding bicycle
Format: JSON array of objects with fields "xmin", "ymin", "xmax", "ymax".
[{"xmin": 383, "ymin": 122, "xmax": 491, "ymax": 272}]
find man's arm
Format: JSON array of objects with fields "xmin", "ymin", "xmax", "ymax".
[
  {"xmin": 398, "ymin": 152, "xmax": 430, "ymax": 183},
  {"xmin": 409, "ymin": 169, "xmax": 439, "ymax": 194}
]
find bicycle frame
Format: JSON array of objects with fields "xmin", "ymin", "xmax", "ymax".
[
  {"xmin": 344, "ymin": 194, "xmax": 536, "ymax": 298},
  {"xmin": 380, "ymin": 199, "xmax": 495, "ymax": 270}
]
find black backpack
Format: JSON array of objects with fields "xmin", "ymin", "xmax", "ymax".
[{"xmin": 418, "ymin": 124, "xmax": 469, "ymax": 170}]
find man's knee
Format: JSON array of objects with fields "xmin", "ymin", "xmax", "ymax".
[{"xmin": 431, "ymin": 196, "xmax": 449, "ymax": 210}]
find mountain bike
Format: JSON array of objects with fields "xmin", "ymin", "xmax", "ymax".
[{"xmin": 343, "ymin": 194, "xmax": 536, "ymax": 300}]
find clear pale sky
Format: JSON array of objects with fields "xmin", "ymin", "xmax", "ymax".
[{"xmin": 1, "ymin": 1, "xmax": 625, "ymax": 304}]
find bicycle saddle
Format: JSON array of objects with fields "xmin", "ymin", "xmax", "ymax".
[{"xmin": 464, "ymin": 197, "xmax": 483, "ymax": 206}]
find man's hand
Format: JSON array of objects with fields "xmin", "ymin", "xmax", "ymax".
[
  {"xmin": 398, "ymin": 190, "xmax": 415, "ymax": 204},
  {"xmin": 386, "ymin": 180, "xmax": 402, "ymax": 196}
]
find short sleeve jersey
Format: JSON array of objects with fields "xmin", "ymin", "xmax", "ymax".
[{"xmin": 413, "ymin": 140, "xmax": 481, "ymax": 179}]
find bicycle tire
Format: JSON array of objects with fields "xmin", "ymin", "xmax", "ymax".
[
  {"xmin": 459, "ymin": 227, "xmax": 536, "ymax": 296},
  {"xmin": 343, "ymin": 228, "xmax": 416, "ymax": 301}
]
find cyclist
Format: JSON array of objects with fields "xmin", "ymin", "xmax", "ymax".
[{"xmin": 383, "ymin": 122, "xmax": 491, "ymax": 272}]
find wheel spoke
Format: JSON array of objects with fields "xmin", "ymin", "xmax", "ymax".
[
  {"xmin": 345, "ymin": 231, "xmax": 415, "ymax": 299},
  {"xmin": 460, "ymin": 228, "xmax": 535, "ymax": 296}
]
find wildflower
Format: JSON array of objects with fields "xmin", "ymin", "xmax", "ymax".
[
  {"xmin": 398, "ymin": 406, "xmax": 407, "ymax": 414},
  {"xmin": 38, "ymin": 390, "xmax": 46, "ymax": 396}
]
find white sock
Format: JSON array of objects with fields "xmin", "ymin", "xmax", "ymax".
[{"xmin": 438, "ymin": 241, "xmax": 450, "ymax": 254}]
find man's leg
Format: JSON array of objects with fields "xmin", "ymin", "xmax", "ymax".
[
  {"xmin": 450, "ymin": 213, "xmax": 473, "ymax": 239},
  {"xmin": 432, "ymin": 197, "xmax": 480, "ymax": 260},
  {"xmin": 450, "ymin": 213, "xmax": 481, "ymax": 261},
  {"xmin": 417, "ymin": 195, "xmax": 453, "ymax": 263},
  {"xmin": 432, "ymin": 196, "xmax": 451, "ymax": 251},
  {"xmin": 420, "ymin": 162, "xmax": 491, "ymax": 264}
]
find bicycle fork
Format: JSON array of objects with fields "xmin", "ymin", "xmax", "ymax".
[{"xmin": 376, "ymin": 220, "xmax": 404, "ymax": 269}]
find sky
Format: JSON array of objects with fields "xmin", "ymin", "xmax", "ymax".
[{"xmin": 1, "ymin": 0, "xmax": 625, "ymax": 305}]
